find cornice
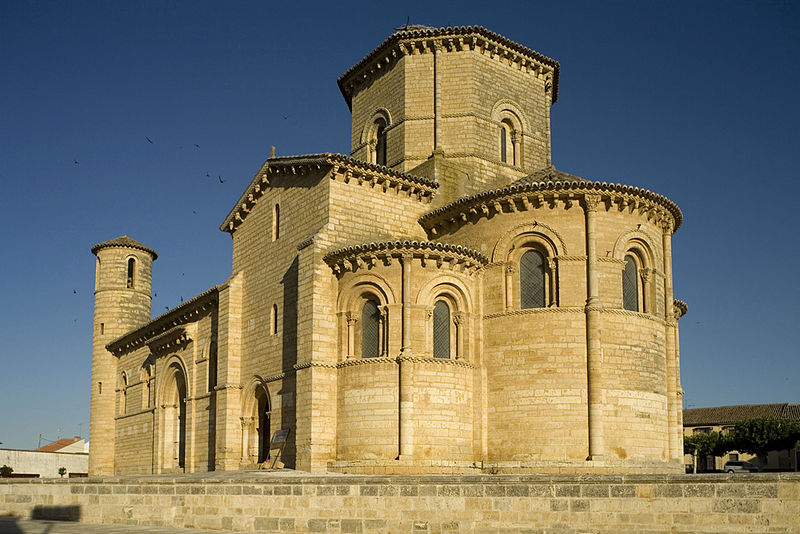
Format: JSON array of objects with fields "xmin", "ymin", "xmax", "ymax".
[
  {"xmin": 146, "ymin": 326, "xmax": 191, "ymax": 355},
  {"xmin": 106, "ymin": 286, "xmax": 219, "ymax": 356},
  {"xmin": 338, "ymin": 26, "xmax": 560, "ymax": 109},
  {"xmin": 220, "ymin": 153, "xmax": 438, "ymax": 234},
  {"xmin": 323, "ymin": 239, "xmax": 488, "ymax": 276},
  {"xmin": 419, "ymin": 177, "xmax": 682, "ymax": 236}
]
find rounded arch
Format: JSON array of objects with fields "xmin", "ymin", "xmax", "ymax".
[
  {"xmin": 614, "ymin": 230, "xmax": 659, "ymax": 315},
  {"xmin": 492, "ymin": 222, "xmax": 567, "ymax": 263},
  {"xmin": 242, "ymin": 376, "xmax": 272, "ymax": 465},
  {"xmin": 359, "ymin": 108, "xmax": 393, "ymax": 145},
  {"xmin": 158, "ymin": 355, "xmax": 189, "ymax": 406},
  {"xmin": 415, "ymin": 275, "xmax": 473, "ymax": 312},
  {"xmin": 158, "ymin": 355, "xmax": 188, "ymax": 471},
  {"xmin": 490, "ymin": 99, "xmax": 530, "ymax": 132},
  {"xmin": 612, "ymin": 228, "xmax": 660, "ymax": 267},
  {"xmin": 337, "ymin": 273, "xmax": 397, "ymax": 312}
]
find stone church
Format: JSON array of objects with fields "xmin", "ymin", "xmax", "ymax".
[{"xmin": 89, "ymin": 26, "xmax": 686, "ymax": 476}]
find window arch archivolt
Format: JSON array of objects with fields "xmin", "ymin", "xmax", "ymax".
[
  {"xmin": 490, "ymin": 100, "xmax": 530, "ymax": 132},
  {"xmin": 491, "ymin": 222, "xmax": 566, "ymax": 263},
  {"xmin": 359, "ymin": 108, "xmax": 393, "ymax": 145},
  {"xmin": 612, "ymin": 229, "xmax": 660, "ymax": 267},
  {"xmin": 494, "ymin": 227, "xmax": 562, "ymax": 310},
  {"xmin": 336, "ymin": 273, "xmax": 396, "ymax": 311},
  {"xmin": 415, "ymin": 279, "xmax": 471, "ymax": 360},
  {"xmin": 613, "ymin": 233, "xmax": 658, "ymax": 314},
  {"xmin": 337, "ymin": 275, "xmax": 396, "ymax": 360}
]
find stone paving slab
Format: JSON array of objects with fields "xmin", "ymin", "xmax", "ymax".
[{"xmin": 0, "ymin": 518, "xmax": 229, "ymax": 534}]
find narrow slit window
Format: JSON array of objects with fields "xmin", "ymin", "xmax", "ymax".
[
  {"xmin": 500, "ymin": 126, "xmax": 507, "ymax": 163},
  {"xmin": 361, "ymin": 299, "xmax": 381, "ymax": 358},
  {"xmin": 520, "ymin": 250, "xmax": 546, "ymax": 309},
  {"xmin": 622, "ymin": 255, "xmax": 639, "ymax": 311},
  {"xmin": 272, "ymin": 204, "xmax": 280, "ymax": 241},
  {"xmin": 433, "ymin": 301, "xmax": 451, "ymax": 359},
  {"xmin": 126, "ymin": 258, "xmax": 136, "ymax": 288},
  {"xmin": 271, "ymin": 304, "xmax": 278, "ymax": 335}
]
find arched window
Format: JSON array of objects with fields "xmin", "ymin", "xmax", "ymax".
[
  {"xmin": 361, "ymin": 299, "xmax": 381, "ymax": 358},
  {"xmin": 432, "ymin": 301, "xmax": 451, "ymax": 359},
  {"xmin": 374, "ymin": 118, "xmax": 387, "ymax": 166},
  {"xmin": 500, "ymin": 119, "xmax": 514, "ymax": 164},
  {"xmin": 622, "ymin": 255, "xmax": 639, "ymax": 311},
  {"xmin": 126, "ymin": 258, "xmax": 136, "ymax": 288},
  {"xmin": 272, "ymin": 204, "xmax": 280, "ymax": 241},
  {"xmin": 520, "ymin": 250, "xmax": 546, "ymax": 309}
]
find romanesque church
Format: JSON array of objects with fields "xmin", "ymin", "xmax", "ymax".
[{"xmin": 89, "ymin": 26, "xmax": 686, "ymax": 476}]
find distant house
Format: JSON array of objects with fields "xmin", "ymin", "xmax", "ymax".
[
  {"xmin": 683, "ymin": 403, "xmax": 800, "ymax": 472},
  {"xmin": 0, "ymin": 437, "xmax": 89, "ymax": 478},
  {"xmin": 35, "ymin": 437, "xmax": 88, "ymax": 454}
]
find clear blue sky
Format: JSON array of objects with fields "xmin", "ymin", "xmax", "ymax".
[{"xmin": 1, "ymin": 1, "xmax": 797, "ymax": 450}]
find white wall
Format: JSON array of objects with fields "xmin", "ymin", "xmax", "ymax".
[{"xmin": 0, "ymin": 449, "xmax": 88, "ymax": 478}]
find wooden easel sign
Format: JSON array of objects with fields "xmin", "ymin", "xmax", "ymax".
[{"xmin": 268, "ymin": 428, "xmax": 290, "ymax": 469}]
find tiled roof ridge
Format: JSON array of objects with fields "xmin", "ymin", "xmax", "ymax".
[
  {"xmin": 684, "ymin": 403, "xmax": 800, "ymax": 426},
  {"xmin": 34, "ymin": 437, "xmax": 82, "ymax": 452},
  {"xmin": 220, "ymin": 153, "xmax": 438, "ymax": 233},
  {"xmin": 338, "ymin": 25, "xmax": 560, "ymax": 106},
  {"xmin": 419, "ymin": 169, "xmax": 683, "ymax": 231},
  {"xmin": 91, "ymin": 236, "xmax": 158, "ymax": 260},
  {"xmin": 323, "ymin": 239, "xmax": 489, "ymax": 265}
]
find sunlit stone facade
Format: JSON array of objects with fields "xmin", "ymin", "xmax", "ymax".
[{"xmin": 90, "ymin": 26, "xmax": 686, "ymax": 476}]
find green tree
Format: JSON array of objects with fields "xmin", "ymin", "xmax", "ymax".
[
  {"xmin": 58, "ymin": 467, "xmax": 67, "ymax": 477},
  {"xmin": 684, "ymin": 431, "xmax": 735, "ymax": 472},
  {"xmin": 732, "ymin": 418, "xmax": 800, "ymax": 461},
  {"xmin": 0, "ymin": 465, "xmax": 12, "ymax": 476}
]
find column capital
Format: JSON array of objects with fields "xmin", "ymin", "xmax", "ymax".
[{"xmin": 583, "ymin": 193, "xmax": 601, "ymax": 212}]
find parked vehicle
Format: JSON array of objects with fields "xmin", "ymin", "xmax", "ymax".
[{"xmin": 724, "ymin": 461, "xmax": 758, "ymax": 473}]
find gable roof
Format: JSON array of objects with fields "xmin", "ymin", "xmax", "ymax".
[
  {"xmin": 91, "ymin": 236, "xmax": 158, "ymax": 260},
  {"xmin": 684, "ymin": 403, "xmax": 800, "ymax": 426},
  {"xmin": 219, "ymin": 153, "xmax": 438, "ymax": 234},
  {"xmin": 338, "ymin": 25, "xmax": 561, "ymax": 108},
  {"xmin": 35, "ymin": 437, "xmax": 82, "ymax": 453}
]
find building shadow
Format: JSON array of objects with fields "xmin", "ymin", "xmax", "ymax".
[
  {"xmin": 30, "ymin": 505, "xmax": 80, "ymax": 522},
  {"xmin": 280, "ymin": 256, "xmax": 298, "ymax": 468}
]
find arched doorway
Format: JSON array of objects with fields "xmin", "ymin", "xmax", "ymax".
[
  {"xmin": 255, "ymin": 385, "xmax": 270, "ymax": 464},
  {"xmin": 161, "ymin": 361, "xmax": 187, "ymax": 472}
]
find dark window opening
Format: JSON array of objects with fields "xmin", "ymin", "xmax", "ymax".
[
  {"xmin": 520, "ymin": 250, "xmax": 546, "ymax": 309},
  {"xmin": 622, "ymin": 255, "xmax": 639, "ymax": 311},
  {"xmin": 126, "ymin": 258, "xmax": 135, "ymax": 288},
  {"xmin": 375, "ymin": 119, "xmax": 387, "ymax": 166},
  {"xmin": 361, "ymin": 299, "xmax": 381, "ymax": 358},
  {"xmin": 433, "ymin": 301, "xmax": 451, "ymax": 359}
]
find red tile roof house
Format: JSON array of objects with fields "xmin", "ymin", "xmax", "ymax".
[
  {"xmin": 0, "ymin": 438, "xmax": 88, "ymax": 478},
  {"xmin": 683, "ymin": 403, "xmax": 800, "ymax": 472}
]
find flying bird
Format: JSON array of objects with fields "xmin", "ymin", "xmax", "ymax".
[
  {"xmin": 194, "ymin": 144, "xmax": 200, "ymax": 148},
  {"xmin": 73, "ymin": 289, "xmax": 77, "ymax": 294},
  {"xmin": 73, "ymin": 159, "xmax": 79, "ymax": 165},
  {"xmin": 145, "ymin": 136, "xmax": 153, "ymax": 144},
  {"xmin": 218, "ymin": 175, "xmax": 225, "ymax": 184}
]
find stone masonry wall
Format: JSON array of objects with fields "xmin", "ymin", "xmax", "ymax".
[{"xmin": 1, "ymin": 473, "xmax": 798, "ymax": 533}]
